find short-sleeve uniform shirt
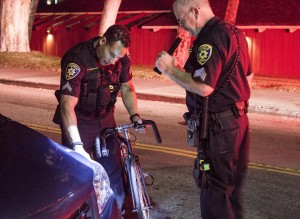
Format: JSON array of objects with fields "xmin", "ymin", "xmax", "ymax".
[
  {"xmin": 184, "ymin": 17, "xmax": 252, "ymax": 113},
  {"xmin": 60, "ymin": 37, "xmax": 132, "ymax": 99}
]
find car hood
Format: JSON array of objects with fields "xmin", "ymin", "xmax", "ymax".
[{"xmin": 0, "ymin": 114, "xmax": 95, "ymax": 218}]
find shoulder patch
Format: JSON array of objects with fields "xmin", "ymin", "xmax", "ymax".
[
  {"xmin": 65, "ymin": 63, "xmax": 81, "ymax": 80},
  {"xmin": 197, "ymin": 44, "xmax": 212, "ymax": 65}
]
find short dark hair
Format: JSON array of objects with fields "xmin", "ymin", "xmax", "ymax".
[{"xmin": 104, "ymin": 25, "xmax": 131, "ymax": 48}]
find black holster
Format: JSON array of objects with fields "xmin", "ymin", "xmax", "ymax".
[
  {"xmin": 183, "ymin": 112, "xmax": 200, "ymax": 147},
  {"xmin": 193, "ymin": 154, "xmax": 211, "ymax": 188},
  {"xmin": 52, "ymin": 90, "xmax": 61, "ymax": 125},
  {"xmin": 193, "ymin": 158, "xmax": 204, "ymax": 188}
]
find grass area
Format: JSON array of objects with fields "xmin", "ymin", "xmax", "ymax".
[
  {"xmin": 0, "ymin": 51, "xmax": 299, "ymax": 91},
  {"xmin": 0, "ymin": 51, "xmax": 165, "ymax": 80},
  {"xmin": 0, "ymin": 51, "xmax": 61, "ymax": 72}
]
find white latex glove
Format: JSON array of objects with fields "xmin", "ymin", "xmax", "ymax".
[{"xmin": 73, "ymin": 143, "xmax": 91, "ymax": 160}]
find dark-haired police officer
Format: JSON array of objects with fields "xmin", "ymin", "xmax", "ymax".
[
  {"xmin": 155, "ymin": 0, "xmax": 253, "ymax": 218},
  {"xmin": 53, "ymin": 25, "xmax": 142, "ymax": 217}
]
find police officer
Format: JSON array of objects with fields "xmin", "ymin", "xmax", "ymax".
[
  {"xmin": 53, "ymin": 25, "xmax": 142, "ymax": 216},
  {"xmin": 155, "ymin": 0, "xmax": 253, "ymax": 218}
]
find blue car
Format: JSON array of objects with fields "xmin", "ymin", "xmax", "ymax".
[{"xmin": 0, "ymin": 114, "xmax": 119, "ymax": 218}]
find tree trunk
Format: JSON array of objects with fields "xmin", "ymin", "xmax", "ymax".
[
  {"xmin": 28, "ymin": 0, "xmax": 39, "ymax": 39},
  {"xmin": 173, "ymin": 27, "xmax": 191, "ymax": 70},
  {"xmin": 0, "ymin": 0, "xmax": 32, "ymax": 52},
  {"xmin": 99, "ymin": 0, "xmax": 122, "ymax": 36},
  {"xmin": 224, "ymin": 0, "xmax": 240, "ymax": 24}
]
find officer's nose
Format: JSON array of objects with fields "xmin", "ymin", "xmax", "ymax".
[{"xmin": 108, "ymin": 57, "xmax": 118, "ymax": 65}]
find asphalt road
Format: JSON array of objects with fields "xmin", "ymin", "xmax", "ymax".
[{"xmin": 0, "ymin": 84, "xmax": 299, "ymax": 218}]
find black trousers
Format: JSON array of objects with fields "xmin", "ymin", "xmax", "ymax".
[
  {"xmin": 200, "ymin": 113, "xmax": 250, "ymax": 219},
  {"xmin": 61, "ymin": 111, "xmax": 125, "ymax": 211}
]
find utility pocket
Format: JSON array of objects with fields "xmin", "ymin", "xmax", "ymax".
[
  {"xmin": 210, "ymin": 117, "xmax": 239, "ymax": 155},
  {"xmin": 98, "ymin": 83, "xmax": 111, "ymax": 106}
]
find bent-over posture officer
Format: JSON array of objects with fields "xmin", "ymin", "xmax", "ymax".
[
  {"xmin": 155, "ymin": 0, "xmax": 253, "ymax": 218},
  {"xmin": 53, "ymin": 25, "xmax": 142, "ymax": 217}
]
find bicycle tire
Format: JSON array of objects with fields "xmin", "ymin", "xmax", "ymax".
[{"xmin": 129, "ymin": 159, "xmax": 150, "ymax": 219}]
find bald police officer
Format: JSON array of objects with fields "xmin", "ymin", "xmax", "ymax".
[{"xmin": 155, "ymin": 0, "xmax": 253, "ymax": 218}]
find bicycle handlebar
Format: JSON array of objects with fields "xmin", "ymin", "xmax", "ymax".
[
  {"xmin": 139, "ymin": 120, "xmax": 162, "ymax": 143},
  {"xmin": 101, "ymin": 119, "xmax": 162, "ymax": 143}
]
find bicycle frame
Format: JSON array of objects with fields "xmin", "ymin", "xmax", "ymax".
[
  {"xmin": 119, "ymin": 134, "xmax": 151, "ymax": 212},
  {"xmin": 100, "ymin": 120, "xmax": 162, "ymax": 219}
]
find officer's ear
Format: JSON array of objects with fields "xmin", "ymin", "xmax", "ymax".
[
  {"xmin": 99, "ymin": 36, "xmax": 106, "ymax": 45},
  {"xmin": 192, "ymin": 7, "xmax": 200, "ymax": 19}
]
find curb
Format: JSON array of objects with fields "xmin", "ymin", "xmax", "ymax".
[
  {"xmin": 0, "ymin": 79, "xmax": 185, "ymax": 104},
  {"xmin": 0, "ymin": 79, "xmax": 59, "ymax": 90},
  {"xmin": 137, "ymin": 93, "xmax": 185, "ymax": 104}
]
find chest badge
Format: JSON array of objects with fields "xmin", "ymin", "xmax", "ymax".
[
  {"xmin": 197, "ymin": 44, "xmax": 212, "ymax": 65},
  {"xmin": 65, "ymin": 63, "xmax": 81, "ymax": 80}
]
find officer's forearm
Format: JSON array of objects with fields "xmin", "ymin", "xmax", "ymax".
[
  {"xmin": 165, "ymin": 66, "xmax": 214, "ymax": 97},
  {"xmin": 122, "ymin": 91, "xmax": 138, "ymax": 116},
  {"xmin": 121, "ymin": 82, "xmax": 138, "ymax": 116},
  {"xmin": 60, "ymin": 104, "xmax": 81, "ymax": 144}
]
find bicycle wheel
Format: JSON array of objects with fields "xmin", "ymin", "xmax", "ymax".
[{"xmin": 129, "ymin": 159, "xmax": 151, "ymax": 219}]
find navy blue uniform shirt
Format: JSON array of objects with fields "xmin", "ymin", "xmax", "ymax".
[
  {"xmin": 60, "ymin": 37, "xmax": 132, "ymax": 99},
  {"xmin": 184, "ymin": 17, "xmax": 252, "ymax": 113}
]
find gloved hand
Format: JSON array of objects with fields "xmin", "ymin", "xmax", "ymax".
[
  {"xmin": 72, "ymin": 142, "xmax": 91, "ymax": 160},
  {"xmin": 130, "ymin": 113, "xmax": 145, "ymax": 134}
]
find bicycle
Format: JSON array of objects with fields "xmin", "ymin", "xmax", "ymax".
[{"xmin": 99, "ymin": 120, "xmax": 162, "ymax": 219}]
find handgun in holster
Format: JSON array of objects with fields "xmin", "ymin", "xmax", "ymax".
[{"xmin": 52, "ymin": 90, "xmax": 61, "ymax": 125}]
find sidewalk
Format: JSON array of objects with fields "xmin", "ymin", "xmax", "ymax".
[{"xmin": 1, "ymin": 67, "xmax": 300, "ymax": 118}]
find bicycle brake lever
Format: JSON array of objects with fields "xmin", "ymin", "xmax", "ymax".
[{"xmin": 100, "ymin": 136, "xmax": 109, "ymax": 157}]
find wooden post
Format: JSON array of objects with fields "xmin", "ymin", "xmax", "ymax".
[
  {"xmin": 173, "ymin": 27, "xmax": 191, "ymax": 70},
  {"xmin": 224, "ymin": 0, "xmax": 240, "ymax": 24}
]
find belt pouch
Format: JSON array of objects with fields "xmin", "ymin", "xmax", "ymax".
[{"xmin": 184, "ymin": 113, "xmax": 200, "ymax": 147}]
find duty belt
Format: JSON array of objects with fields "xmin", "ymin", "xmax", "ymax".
[{"xmin": 209, "ymin": 101, "xmax": 248, "ymax": 120}]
